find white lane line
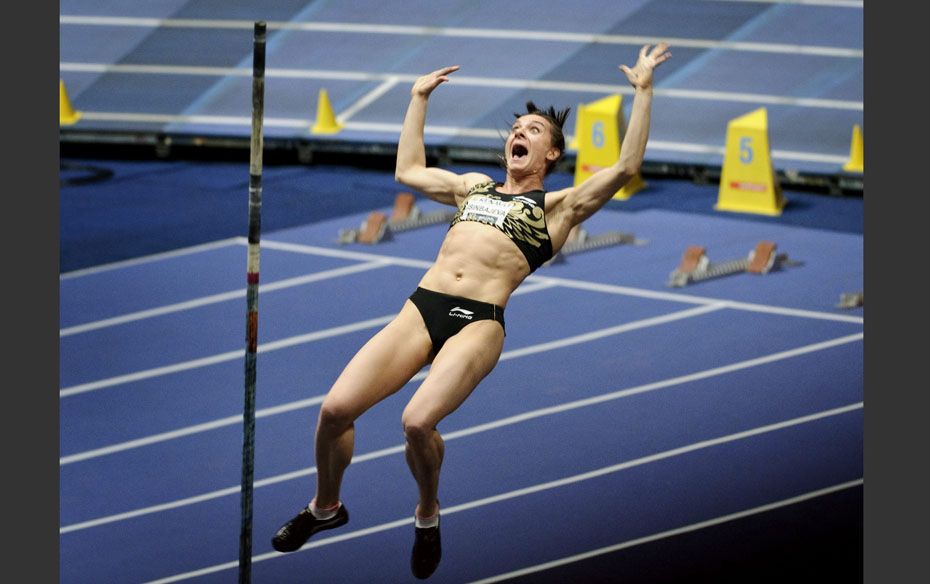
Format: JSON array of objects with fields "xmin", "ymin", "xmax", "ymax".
[
  {"xmin": 467, "ymin": 480, "xmax": 864, "ymax": 583},
  {"xmin": 140, "ymin": 404, "xmax": 863, "ymax": 583},
  {"xmin": 495, "ymin": 303, "xmax": 726, "ymax": 360},
  {"xmin": 59, "ymin": 333, "xmax": 862, "ymax": 533},
  {"xmin": 59, "ymin": 315, "xmax": 396, "ymax": 398},
  {"xmin": 60, "ymin": 62, "xmax": 376, "ymax": 80},
  {"xmin": 59, "ymin": 238, "xmax": 240, "ymax": 280},
  {"xmin": 337, "ymin": 77, "xmax": 400, "ymax": 123},
  {"xmin": 59, "ymin": 265, "xmax": 557, "ymax": 399},
  {"xmin": 59, "ymin": 396, "xmax": 325, "ymax": 466},
  {"xmin": 75, "ymin": 111, "xmax": 306, "ymax": 128},
  {"xmin": 254, "ymin": 238, "xmax": 435, "ymax": 269},
  {"xmin": 60, "ymin": 303, "xmax": 723, "ymax": 465},
  {"xmin": 641, "ymin": 87, "xmax": 860, "ymax": 111},
  {"xmin": 58, "ymin": 62, "xmax": 863, "ymax": 111},
  {"xmin": 60, "ymin": 260, "xmax": 391, "ymax": 337},
  {"xmin": 59, "ymin": 16, "xmax": 863, "ymax": 58},
  {"xmin": 711, "ymin": 0, "xmax": 861, "ymax": 7},
  {"xmin": 533, "ymin": 276, "xmax": 865, "ymax": 324},
  {"xmin": 258, "ymin": 239, "xmax": 864, "ymax": 324},
  {"xmin": 767, "ymin": 148, "xmax": 848, "ymax": 164},
  {"xmin": 504, "ymin": 279, "xmax": 559, "ymax": 296}
]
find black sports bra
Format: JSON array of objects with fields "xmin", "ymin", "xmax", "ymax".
[{"xmin": 449, "ymin": 181, "xmax": 553, "ymax": 272}]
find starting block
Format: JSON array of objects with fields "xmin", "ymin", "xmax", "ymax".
[
  {"xmin": 837, "ymin": 291, "xmax": 864, "ymax": 309},
  {"xmin": 338, "ymin": 193, "xmax": 456, "ymax": 244},
  {"xmin": 546, "ymin": 227, "xmax": 643, "ymax": 265},
  {"xmin": 667, "ymin": 241, "xmax": 794, "ymax": 287}
]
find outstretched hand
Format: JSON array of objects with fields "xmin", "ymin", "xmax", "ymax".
[
  {"xmin": 619, "ymin": 43, "xmax": 671, "ymax": 91},
  {"xmin": 411, "ymin": 65, "xmax": 460, "ymax": 98}
]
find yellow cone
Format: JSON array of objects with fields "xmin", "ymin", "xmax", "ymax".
[
  {"xmin": 715, "ymin": 107, "xmax": 785, "ymax": 216},
  {"xmin": 311, "ymin": 88, "xmax": 342, "ymax": 134},
  {"xmin": 60, "ymin": 79, "xmax": 82, "ymax": 126},
  {"xmin": 842, "ymin": 124, "xmax": 863, "ymax": 173}
]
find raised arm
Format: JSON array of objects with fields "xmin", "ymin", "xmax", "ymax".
[
  {"xmin": 395, "ymin": 65, "xmax": 491, "ymax": 206},
  {"xmin": 554, "ymin": 43, "xmax": 671, "ymax": 225}
]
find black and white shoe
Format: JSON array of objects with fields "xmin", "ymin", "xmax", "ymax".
[
  {"xmin": 411, "ymin": 517, "xmax": 442, "ymax": 579},
  {"xmin": 271, "ymin": 504, "xmax": 349, "ymax": 552}
]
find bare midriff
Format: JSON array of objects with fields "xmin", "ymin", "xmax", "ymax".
[{"xmin": 416, "ymin": 222, "xmax": 531, "ymax": 307}]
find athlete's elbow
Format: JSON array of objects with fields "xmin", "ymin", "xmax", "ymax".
[
  {"xmin": 395, "ymin": 167, "xmax": 414, "ymax": 185},
  {"xmin": 616, "ymin": 161, "xmax": 641, "ymax": 183},
  {"xmin": 395, "ymin": 162, "xmax": 424, "ymax": 185}
]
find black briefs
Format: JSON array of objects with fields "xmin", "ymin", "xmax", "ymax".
[{"xmin": 408, "ymin": 287, "xmax": 505, "ymax": 354}]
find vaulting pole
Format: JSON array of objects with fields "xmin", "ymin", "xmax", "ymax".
[{"xmin": 239, "ymin": 20, "xmax": 266, "ymax": 584}]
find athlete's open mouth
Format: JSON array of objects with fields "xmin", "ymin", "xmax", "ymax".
[{"xmin": 511, "ymin": 144, "xmax": 528, "ymax": 160}]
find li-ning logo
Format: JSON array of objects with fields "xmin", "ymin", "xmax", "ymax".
[{"xmin": 449, "ymin": 307, "xmax": 474, "ymax": 320}]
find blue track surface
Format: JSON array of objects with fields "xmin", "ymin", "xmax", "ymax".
[{"xmin": 60, "ymin": 192, "xmax": 863, "ymax": 582}]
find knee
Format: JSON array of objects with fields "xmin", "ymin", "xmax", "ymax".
[
  {"xmin": 318, "ymin": 400, "xmax": 356, "ymax": 434},
  {"xmin": 401, "ymin": 412, "xmax": 435, "ymax": 444}
]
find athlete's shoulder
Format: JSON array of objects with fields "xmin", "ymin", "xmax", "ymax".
[
  {"xmin": 466, "ymin": 176, "xmax": 497, "ymax": 189},
  {"xmin": 464, "ymin": 177, "xmax": 498, "ymax": 195}
]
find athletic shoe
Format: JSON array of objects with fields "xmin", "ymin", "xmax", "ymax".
[
  {"xmin": 271, "ymin": 504, "xmax": 349, "ymax": 552},
  {"xmin": 411, "ymin": 518, "xmax": 442, "ymax": 579}
]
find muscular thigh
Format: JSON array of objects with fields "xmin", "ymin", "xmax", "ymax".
[
  {"xmin": 324, "ymin": 301, "xmax": 433, "ymax": 418},
  {"xmin": 403, "ymin": 319, "xmax": 505, "ymax": 428}
]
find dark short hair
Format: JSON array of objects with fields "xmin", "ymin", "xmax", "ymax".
[{"xmin": 514, "ymin": 101, "xmax": 571, "ymax": 175}]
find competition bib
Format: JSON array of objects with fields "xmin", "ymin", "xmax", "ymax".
[{"xmin": 459, "ymin": 196, "xmax": 513, "ymax": 228}]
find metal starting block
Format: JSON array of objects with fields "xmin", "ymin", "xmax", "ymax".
[
  {"xmin": 667, "ymin": 241, "xmax": 794, "ymax": 287},
  {"xmin": 546, "ymin": 227, "xmax": 643, "ymax": 265},
  {"xmin": 837, "ymin": 291, "xmax": 864, "ymax": 309},
  {"xmin": 338, "ymin": 192, "xmax": 456, "ymax": 244}
]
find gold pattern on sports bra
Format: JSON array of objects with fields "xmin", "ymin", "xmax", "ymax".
[{"xmin": 452, "ymin": 182, "xmax": 550, "ymax": 250}]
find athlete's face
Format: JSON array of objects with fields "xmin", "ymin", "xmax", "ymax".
[{"xmin": 506, "ymin": 114, "xmax": 561, "ymax": 176}]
